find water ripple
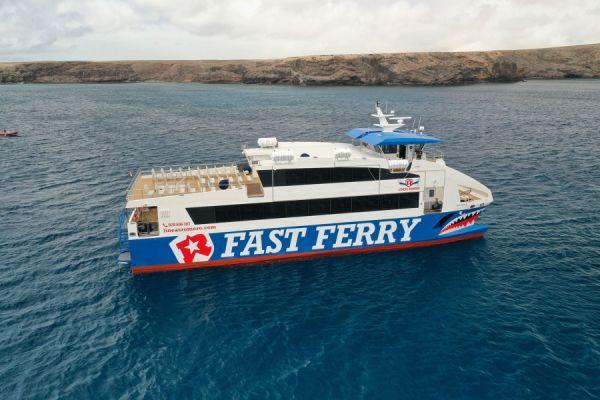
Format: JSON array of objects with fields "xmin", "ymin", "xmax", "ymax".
[{"xmin": 0, "ymin": 81, "xmax": 599, "ymax": 399}]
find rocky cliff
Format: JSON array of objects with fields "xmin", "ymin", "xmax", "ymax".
[{"xmin": 1, "ymin": 43, "xmax": 599, "ymax": 86}]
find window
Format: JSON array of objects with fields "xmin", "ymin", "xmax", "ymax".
[
  {"xmin": 306, "ymin": 168, "xmax": 331, "ymax": 184},
  {"xmin": 380, "ymin": 194, "xmax": 399, "ymax": 210},
  {"xmin": 309, "ymin": 198, "xmax": 331, "ymax": 215},
  {"xmin": 215, "ymin": 205, "xmax": 239, "ymax": 223},
  {"xmin": 286, "ymin": 200, "xmax": 309, "ymax": 217},
  {"xmin": 286, "ymin": 169, "xmax": 306, "ymax": 185},
  {"xmin": 399, "ymin": 145, "xmax": 406, "ymax": 159},
  {"xmin": 351, "ymin": 195, "xmax": 380, "ymax": 212},
  {"xmin": 332, "ymin": 168, "xmax": 353, "ymax": 183},
  {"xmin": 273, "ymin": 170, "xmax": 287, "ymax": 186},
  {"xmin": 265, "ymin": 202, "xmax": 286, "ymax": 219},
  {"xmin": 240, "ymin": 203, "xmax": 264, "ymax": 221},
  {"xmin": 187, "ymin": 206, "xmax": 216, "ymax": 224},
  {"xmin": 186, "ymin": 192, "xmax": 419, "ymax": 224},
  {"xmin": 258, "ymin": 167, "xmax": 411, "ymax": 187},
  {"xmin": 257, "ymin": 170, "xmax": 272, "ymax": 187},
  {"xmin": 399, "ymin": 193, "xmax": 420, "ymax": 208},
  {"xmin": 331, "ymin": 197, "xmax": 352, "ymax": 214},
  {"xmin": 353, "ymin": 168, "xmax": 377, "ymax": 181}
]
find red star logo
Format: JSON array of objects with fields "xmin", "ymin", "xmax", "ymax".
[{"xmin": 175, "ymin": 234, "xmax": 213, "ymax": 263}]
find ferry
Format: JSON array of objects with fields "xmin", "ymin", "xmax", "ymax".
[{"xmin": 118, "ymin": 104, "xmax": 493, "ymax": 274}]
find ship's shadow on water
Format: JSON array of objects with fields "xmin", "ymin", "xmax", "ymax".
[{"xmin": 1, "ymin": 81, "xmax": 599, "ymax": 399}]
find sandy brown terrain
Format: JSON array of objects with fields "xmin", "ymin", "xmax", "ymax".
[{"xmin": 1, "ymin": 43, "xmax": 599, "ymax": 85}]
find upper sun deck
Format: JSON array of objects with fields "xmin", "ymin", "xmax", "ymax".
[
  {"xmin": 125, "ymin": 103, "xmax": 446, "ymax": 204},
  {"xmin": 243, "ymin": 140, "xmax": 443, "ymax": 169},
  {"xmin": 244, "ymin": 141, "xmax": 383, "ymax": 167}
]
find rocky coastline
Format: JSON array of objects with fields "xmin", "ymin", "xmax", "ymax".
[{"xmin": 1, "ymin": 43, "xmax": 598, "ymax": 86}]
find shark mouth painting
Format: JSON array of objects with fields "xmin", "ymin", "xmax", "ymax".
[{"xmin": 439, "ymin": 210, "xmax": 482, "ymax": 235}]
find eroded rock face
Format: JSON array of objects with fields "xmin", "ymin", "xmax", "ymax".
[
  {"xmin": 491, "ymin": 59, "xmax": 521, "ymax": 82},
  {"xmin": 1, "ymin": 43, "xmax": 598, "ymax": 85}
]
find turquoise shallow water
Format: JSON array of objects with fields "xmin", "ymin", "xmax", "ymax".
[{"xmin": 0, "ymin": 81, "xmax": 599, "ymax": 399}]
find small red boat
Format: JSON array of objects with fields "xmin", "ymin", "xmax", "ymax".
[{"xmin": 0, "ymin": 130, "xmax": 18, "ymax": 137}]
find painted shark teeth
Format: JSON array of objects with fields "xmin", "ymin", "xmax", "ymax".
[{"xmin": 439, "ymin": 210, "xmax": 482, "ymax": 235}]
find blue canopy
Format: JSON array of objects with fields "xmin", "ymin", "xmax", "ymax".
[{"xmin": 345, "ymin": 128, "xmax": 445, "ymax": 146}]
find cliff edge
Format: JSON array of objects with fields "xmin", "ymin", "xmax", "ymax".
[{"xmin": 1, "ymin": 43, "xmax": 599, "ymax": 85}]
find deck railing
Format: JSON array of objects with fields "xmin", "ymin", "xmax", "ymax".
[
  {"xmin": 117, "ymin": 209, "xmax": 130, "ymax": 254},
  {"xmin": 421, "ymin": 149, "xmax": 444, "ymax": 162},
  {"xmin": 126, "ymin": 162, "xmax": 257, "ymax": 201}
]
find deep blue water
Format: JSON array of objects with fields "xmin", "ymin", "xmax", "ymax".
[{"xmin": 1, "ymin": 81, "xmax": 599, "ymax": 399}]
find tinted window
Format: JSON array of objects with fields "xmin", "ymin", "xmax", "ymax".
[
  {"xmin": 380, "ymin": 194, "xmax": 399, "ymax": 210},
  {"xmin": 353, "ymin": 168, "xmax": 378, "ymax": 181},
  {"xmin": 309, "ymin": 198, "xmax": 330, "ymax": 215},
  {"xmin": 332, "ymin": 168, "xmax": 353, "ymax": 182},
  {"xmin": 187, "ymin": 206, "xmax": 216, "ymax": 224},
  {"xmin": 306, "ymin": 168, "xmax": 331, "ymax": 184},
  {"xmin": 400, "ymin": 192, "xmax": 419, "ymax": 208},
  {"xmin": 257, "ymin": 170, "xmax": 273, "ymax": 187},
  {"xmin": 215, "ymin": 205, "xmax": 240, "ymax": 223},
  {"xmin": 399, "ymin": 145, "xmax": 406, "ymax": 159},
  {"xmin": 240, "ymin": 203, "xmax": 265, "ymax": 221},
  {"xmin": 331, "ymin": 197, "xmax": 352, "ymax": 214},
  {"xmin": 257, "ymin": 168, "xmax": 417, "ymax": 187},
  {"xmin": 187, "ymin": 193, "xmax": 419, "ymax": 224},
  {"xmin": 286, "ymin": 169, "xmax": 306, "ymax": 185},
  {"xmin": 286, "ymin": 200, "xmax": 309, "ymax": 217},
  {"xmin": 265, "ymin": 202, "xmax": 286, "ymax": 219},
  {"xmin": 273, "ymin": 170, "xmax": 287, "ymax": 186},
  {"xmin": 352, "ymin": 195, "xmax": 380, "ymax": 212}
]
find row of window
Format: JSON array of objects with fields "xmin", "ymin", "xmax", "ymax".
[
  {"xmin": 186, "ymin": 192, "xmax": 419, "ymax": 224},
  {"xmin": 257, "ymin": 167, "xmax": 417, "ymax": 187}
]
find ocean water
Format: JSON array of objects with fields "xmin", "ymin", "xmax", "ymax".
[{"xmin": 1, "ymin": 81, "xmax": 599, "ymax": 399}]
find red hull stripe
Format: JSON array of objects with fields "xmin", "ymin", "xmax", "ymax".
[{"xmin": 131, "ymin": 232, "xmax": 485, "ymax": 275}]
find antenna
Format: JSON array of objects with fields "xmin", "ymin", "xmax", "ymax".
[{"xmin": 372, "ymin": 103, "xmax": 411, "ymax": 132}]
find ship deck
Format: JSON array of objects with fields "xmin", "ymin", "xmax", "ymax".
[{"xmin": 127, "ymin": 164, "xmax": 264, "ymax": 201}]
